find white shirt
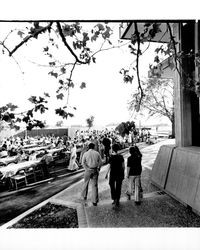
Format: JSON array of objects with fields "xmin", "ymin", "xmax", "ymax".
[{"xmin": 82, "ymin": 149, "xmax": 102, "ymax": 170}]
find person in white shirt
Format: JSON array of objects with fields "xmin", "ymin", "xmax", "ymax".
[{"xmin": 81, "ymin": 142, "xmax": 102, "ymax": 206}]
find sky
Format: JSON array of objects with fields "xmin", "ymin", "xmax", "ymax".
[{"xmin": 0, "ymin": 22, "xmax": 165, "ymax": 128}]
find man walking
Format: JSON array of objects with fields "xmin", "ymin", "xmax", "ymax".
[{"xmin": 81, "ymin": 142, "xmax": 102, "ymax": 206}]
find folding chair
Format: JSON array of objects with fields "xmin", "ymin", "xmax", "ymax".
[
  {"xmin": 34, "ymin": 164, "xmax": 44, "ymax": 181},
  {"xmin": 25, "ymin": 166, "xmax": 36, "ymax": 184},
  {"xmin": 10, "ymin": 169, "xmax": 27, "ymax": 190}
]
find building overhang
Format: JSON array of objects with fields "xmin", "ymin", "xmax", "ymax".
[{"xmin": 120, "ymin": 22, "xmax": 174, "ymax": 43}]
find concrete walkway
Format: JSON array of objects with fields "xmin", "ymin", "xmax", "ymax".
[
  {"xmin": 2, "ymin": 139, "xmax": 200, "ymax": 229},
  {"xmin": 48, "ymin": 138, "xmax": 200, "ymax": 227}
]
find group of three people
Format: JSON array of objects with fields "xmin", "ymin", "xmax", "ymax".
[{"xmin": 80, "ymin": 142, "xmax": 143, "ymax": 207}]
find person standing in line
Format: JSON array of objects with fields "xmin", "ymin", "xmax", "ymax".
[
  {"xmin": 125, "ymin": 146, "xmax": 143, "ymax": 200},
  {"xmin": 105, "ymin": 143, "xmax": 125, "ymax": 207},
  {"xmin": 102, "ymin": 134, "xmax": 111, "ymax": 164},
  {"xmin": 92, "ymin": 136, "xmax": 99, "ymax": 152},
  {"xmin": 81, "ymin": 143, "xmax": 102, "ymax": 206},
  {"xmin": 79, "ymin": 139, "xmax": 88, "ymax": 166},
  {"xmin": 99, "ymin": 137, "xmax": 105, "ymax": 159}
]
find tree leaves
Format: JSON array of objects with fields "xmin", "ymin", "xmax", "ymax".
[
  {"xmin": 48, "ymin": 71, "xmax": 58, "ymax": 78},
  {"xmin": 154, "ymin": 55, "xmax": 160, "ymax": 63},
  {"xmin": 28, "ymin": 96, "xmax": 37, "ymax": 104},
  {"xmin": 27, "ymin": 110, "xmax": 33, "ymax": 117},
  {"xmin": 92, "ymin": 57, "xmax": 96, "ymax": 63},
  {"xmin": 80, "ymin": 82, "xmax": 86, "ymax": 89},
  {"xmin": 67, "ymin": 80, "xmax": 74, "ymax": 88},
  {"xmin": 56, "ymin": 120, "xmax": 63, "ymax": 127},
  {"xmin": 96, "ymin": 24, "xmax": 105, "ymax": 31},
  {"xmin": 43, "ymin": 46, "xmax": 49, "ymax": 52},
  {"xmin": 55, "ymin": 108, "xmax": 74, "ymax": 119},
  {"xmin": 60, "ymin": 67, "xmax": 66, "ymax": 74},
  {"xmin": 102, "ymin": 26, "xmax": 112, "ymax": 39},
  {"xmin": 120, "ymin": 68, "xmax": 134, "ymax": 83},
  {"xmin": 34, "ymin": 104, "xmax": 48, "ymax": 113},
  {"xmin": 49, "ymin": 61, "xmax": 56, "ymax": 67},
  {"xmin": 44, "ymin": 92, "xmax": 50, "ymax": 98},
  {"xmin": 6, "ymin": 103, "xmax": 18, "ymax": 111},
  {"xmin": 26, "ymin": 119, "xmax": 45, "ymax": 130},
  {"xmin": 91, "ymin": 24, "xmax": 112, "ymax": 42},
  {"xmin": 115, "ymin": 121, "xmax": 135, "ymax": 137},
  {"xmin": 62, "ymin": 24, "xmax": 76, "ymax": 37},
  {"xmin": 17, "ymin": 30, "xmax": 24, "ymax": 38},
  {"xmin": 128, "ymin": 44, "xmax": 137, "ymax": 55},
  {"xmin": 56, "ymin": 93, "xmax": 64, "ymax": 100}
]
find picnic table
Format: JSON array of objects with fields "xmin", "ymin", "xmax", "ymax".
[
  {"xmin": 0, "ymin": 160, "xmax": 40, "ymax": 178},
  {"xmin": 22, "ymin": 143, "xmax": 39, "ymax": 149},
  {"xmin": 23, "ymin": 145, "xmax": 51, "ymax": 154},
  {"xmin": 0, "ymin": 156, "xmax": 19, "ymax": 166},
  {"xmin": 47, "ymin": 147, "xmax": 65, "ymax": 155}
]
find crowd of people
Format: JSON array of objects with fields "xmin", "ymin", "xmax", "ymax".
[
  {"xmin": 0, "ymin": 129, "xmax": 144, "ymax": 203},
  {"xmin": 0, "ymin": 128, "xmax": 129, "ymax": 173}
]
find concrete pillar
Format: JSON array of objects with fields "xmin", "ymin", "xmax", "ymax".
[{"xmin": 174, "ymin": 23, "xmax": 195, "ymax": 147}]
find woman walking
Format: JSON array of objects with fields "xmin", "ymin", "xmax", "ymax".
[
  {"xmin": 68, "ymin": 143, "xmax": 79, "ymax": 171},
  {"xmin": 125, "ymin": 145, "xmax": 143, "ymax": 201},
  {"xmin": 105, "ymin": 143, "xmax": 125, "ymax": 207}
]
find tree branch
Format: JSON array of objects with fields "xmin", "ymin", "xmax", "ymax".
[
  {"xmin": 91, "ymin": 40, "xmax": 130, "ymax": 58},
  {"xmin": 9, "ymin": 22, "xmax": 53, "ymax": 56},
  {"xmin": 134, "ymin": 22, "xmax": 144, "ymax": 107},
  {"xmin": 166, "ymin": 23, "xmax": 181, "ymax": 76},
  {"xmin": 56, "ymin": 22, "xmax": 87, "ymax": 65},
  {"xmin": 0, "ymin": 41, "xmax": 24, "ymax": 75}
]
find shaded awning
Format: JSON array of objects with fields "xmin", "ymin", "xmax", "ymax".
[{"xmin": 120, "ymin": 22, "xmax": 174, "ymax": 43}]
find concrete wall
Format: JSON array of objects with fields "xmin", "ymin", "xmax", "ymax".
[
  {"xmin": 165, "ymin": 147, "xmax": 200, "ymax": 210},
  {"xmin": 151, "ymin": 145, "xmax": 175, "ymax": 189},
  {"xmin": 152, "ymin": 146, "xmax": 200, "ymax": 214}
]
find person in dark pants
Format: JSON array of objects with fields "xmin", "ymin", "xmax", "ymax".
[
  {"xmin": 105, "ymin": 143, "xmax": 125, "ymax": 207},
  {"xmin": 102, "ymin": 134, "xmax": 111, "ymax": 164},
  {"xmin": 125, "ymin": 145, "xmax": 143, "ymax": 200},
  {"xmin": 81, "ymin": 143, "xmax": 102, "ymax": 206}
]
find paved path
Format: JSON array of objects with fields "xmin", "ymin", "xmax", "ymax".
[
  {"xmin": 1, "ymin": 139, "xmax": 200, "ymax": 250},
  {"xmin": 7, "ymin": 138, "xmax": 200, "ymax": 228}
]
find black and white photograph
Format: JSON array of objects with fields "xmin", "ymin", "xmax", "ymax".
[{"xmin": 0, "ymin": 1, "xmax": 200, "ymax": 249}]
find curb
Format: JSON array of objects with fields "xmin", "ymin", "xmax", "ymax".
[
  {"xmin": 0, "ymin": 173, "xmax": 87, "ymax": 229},
  {"xmin": 0, "ymin": 147, "xmax": 130, "ymax": 228},
  {"xmin": 0, "ymin": 168, "xmax": 84, "ymax": 199}
]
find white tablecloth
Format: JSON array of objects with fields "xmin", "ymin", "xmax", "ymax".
[
  {"xmin": 0, "ymin": 160, "xmax": 40, "ymax": 178},
  {"xmin": 0, "ymin": 156, "xmax": 19, "ymax": 165},
  {"xmin": 48, "ymin": 148, "xmax": 64, "ymax": 155},
  {"xmin": 22, "ymin": 143, "xmax": 39, "ymax": 149},
  {"xmin": 24, "ymin": 145, "xmax": 51, "ymax": 153}
]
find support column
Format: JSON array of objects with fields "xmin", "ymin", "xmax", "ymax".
[{"xmin": 174, "ymin": 22, "xmax": 194, "ymax": 147}]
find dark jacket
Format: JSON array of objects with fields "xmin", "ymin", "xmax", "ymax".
[
  {"xmin": 109, "ymin": 154, "xmax": 124, "ymax": 181},
  {"xmin": 127, "ymin": 153, "xmax": 142, "ymax": 176}
]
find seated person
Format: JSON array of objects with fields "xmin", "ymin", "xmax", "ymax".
[
  {"xmin": 17, "ymin": 150, "xmax": 28, "ymax": 162},
  {"xmin": 41, "ymin": 150, "xmax": 54, "ymax": 165},
  {"xmin": 28, "ymin": 151, "xmax": 38, "ymax": 161},
  {"xmin": 40, "ymin": 150, "xmax": 54, "ymax": 178},
  {"xmin": 0, "ymin": 148, "xmax": 8, "ymax": 158}
]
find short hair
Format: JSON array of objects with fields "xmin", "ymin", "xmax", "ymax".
[
  {"xmin": 112, "ymin": 143, "xmax": 120, "ymax": 153},
  {"xmin": 88, "ymin": 143, "xmax": 95, "ymax": 149},
  {"xmin": 129, "ymin": 146, "xmax": 137, "ymax": 155}
]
